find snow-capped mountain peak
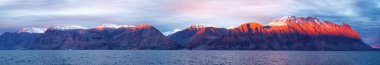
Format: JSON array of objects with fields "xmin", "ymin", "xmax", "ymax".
[
  {"xmin": 48, "ymin": 25, "xmax": 88, "ymax": 30},
  {"xmin": 267, "ymin": 16, "xmax": 296, "ymax": 26},
  {"xmin": 122, "ymin": 25, "xmax": 135, "ymax": 28},
  {"xmin": 268, "ymin": 16, "xmax": 330, "ymax": 26},
  {"xmin": 17, "ymin": 27, "xmax": 47, "ymax": 33},
  {"xmin": 267, "ymin": 21, "xmax": 288, "ymax": 26},
  {"xmin": 97, "ymin": 24, "xmax": 135, "ymax": 29},
  {"xmin": 279, "ymin": 16, "xmax": 296, "ymax": 20}
]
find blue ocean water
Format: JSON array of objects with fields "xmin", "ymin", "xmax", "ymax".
[{"xmin": 0, "ymin": 50, "xmax": 379, "ymax": 65}]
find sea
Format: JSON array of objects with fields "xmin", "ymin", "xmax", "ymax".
[{"xmin": 0, "ymin": 50, "xmax": 379, "ymax": 65}]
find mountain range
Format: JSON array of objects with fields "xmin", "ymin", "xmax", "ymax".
[
  {"xmin": 0, "ymin": 16, "xmax": 374, "ymax": 50},
  {"xmin": 0, "ymin": 24, "xmax": 180, "ymax": 50}
]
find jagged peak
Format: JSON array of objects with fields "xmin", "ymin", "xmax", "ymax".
[
  {"xmin": 268, "ymin": 16, "xmax": 330, "ymax": 26},
  {"xmin": 48, "ymin": 25, "xmax": 88, "ymax": 30},
  {"xmin": 268, "ymin": 16, "xmax": 296, "ymax": 26},
  {"xmin": 232, "ymin": 22, "xmax": 264, "ymax": 30},
  {"xmin": 231, "ymin": 22, "xmax": 264, "ymax": 33},
  {"xmin": 17, "ymin": 27, "xmax": 47, "ymax": 33},
  {"xmin": 279, "ymin": 16, "xmax": 297, "ymax": 20}
]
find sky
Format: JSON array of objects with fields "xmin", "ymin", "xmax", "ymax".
[{"xmin": 0, "ymin": 0, "xmax": 379, "ymax": 47}]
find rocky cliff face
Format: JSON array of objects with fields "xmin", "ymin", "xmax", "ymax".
[
  {"xmin": 168, "ymin": 16, "xmax": 372, "ymax": 50},
  {"xmin": 0, "ymin": 32, "xmax": 42, "ymax": 50},
  {"xmin": 0, "ymin": 24, "xmax": 180, "ymax": 50}
]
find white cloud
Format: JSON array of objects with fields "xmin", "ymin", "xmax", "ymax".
[
  {"xmin": 163, "ymin": 28, "xmax": 182, "ymax": 36},
  {"xmin": 5, "ymin": 0, "xmax": 137, "ymax": 17},
  {"xmin": 286, "ymin": 0, "xmax": 359, "ymax": 16},
  {"xmin": 168, "ymin": 0, "xmax": 290, "ymax": 22},
  {"xmin": 337, "ymin": 9, "xmax": 358, "ymax": 16},
  {"xmin": 1, "ymin": 0, "xmax": 361, "ymax": 26},
  {"xmin": 0, "ymin": 0, "xmax": 15, "ymax": 6},
  {"xmin": 8, "ymin": 7, "xmax": 128, "ymax": 17}
]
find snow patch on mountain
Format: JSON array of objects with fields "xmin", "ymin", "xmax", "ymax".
[
  {"xmin": 279, "ymin": 16, "xmax": 296, "ymax": 20},
  {"xmin": 267, "ymin": 21, "xmax": 288, "ymax": 26},
  {"xmin": 48, "ymin": 25, "xmax": 88, "ymax": 30},
  {"xmin": 97, "ymin": 24, "xmax": 135, "ymax": 29},
  {"xmin": 18, "ymin": 27, "xmax": 47, "ymax": 33},
  {"xmin": 267, "ymin": 16, "xmax": 295, "ymax": 26},
  {"xmin": 268, "ymin": 16, "xmax": 332, "ymax": 26}
]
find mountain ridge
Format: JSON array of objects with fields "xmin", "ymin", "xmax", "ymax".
[
  {"xmin": 168, "ymin": 16, "xmax": 372, "ymax": 50},
  {"xmin": 0, "ymin": 16, "xmax": 375, "ymax": 50},
  {"xmin": 1, "ymin": 24, "xmax": 181, "ymax": 50}
]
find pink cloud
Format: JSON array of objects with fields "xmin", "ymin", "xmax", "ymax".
[
  {"xmin": 168, "ymin": 0, "xmax": 290, "ymax": 20},
  {"xmin": 371, "ymin": 45, "xmax": 380, "ymax": 48}
]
